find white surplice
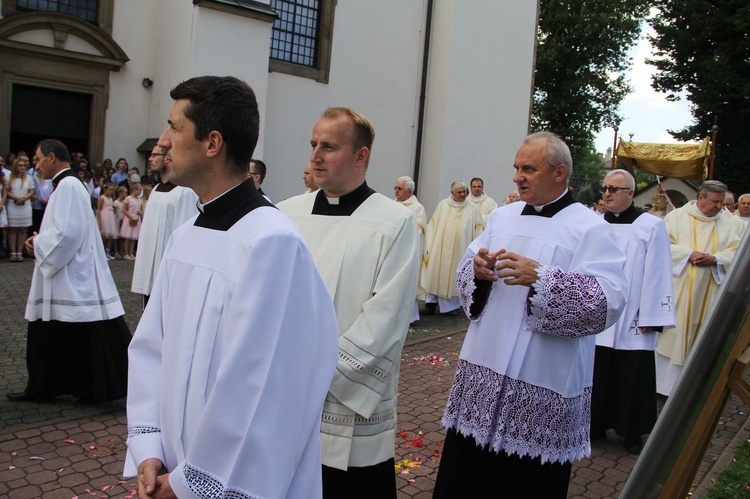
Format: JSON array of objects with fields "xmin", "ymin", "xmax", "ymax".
[
  {"xmin": 26, "ymin": 172, "xmax": 124, "ymax": 322},
  {"xmin": 444, "ymin": 201, "xmax": 627, "ymax": 464},
  {"xmin": 596, "ymin": 212, "xmax": 676, "ymax": 351},
  {"xmin": 125, "ymin": 206, "xmax": 339, "ymax": 499},
  {"xmin": 131, "ymin": 185, "xmax": 198, "ymax": 296},
  {"xmin": 278, "ymin": 192, "xmax": 420, "ymax": 470}
]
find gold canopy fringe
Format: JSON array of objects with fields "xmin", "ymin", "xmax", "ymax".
[{"xmin": 615, "ymin": 137, "xmax": 710, "ymax": 180}]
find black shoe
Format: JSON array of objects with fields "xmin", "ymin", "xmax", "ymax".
[
  {"xmin": 624, "ymin": 437, "xmax": 643, "ymax": 454},
  {"xmin": 421, "ymin": 303, "xmax": 437, "ymax": 315},
  {"xmin": 6, "ymin": 391, "xmax": 32, "ymax": 402}
]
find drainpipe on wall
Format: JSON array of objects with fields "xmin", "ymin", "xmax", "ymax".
[{"xmin": 412, "ymin": 0, "xmax": 433, "ymax": 197}]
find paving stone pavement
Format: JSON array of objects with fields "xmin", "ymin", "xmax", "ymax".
[{"xmin": 0, "ymin": 257, "xmax": 748, "ymax": 498}]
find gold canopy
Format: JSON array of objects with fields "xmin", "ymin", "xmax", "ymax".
[{"xmin": 615, "ymin": 137, "xmax": 710, "ymax": 180}]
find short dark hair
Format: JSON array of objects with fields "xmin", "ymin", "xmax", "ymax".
[
  {"xmin": 36, "ymin": 139, "xmax": 72, "ymax": 163},
  {"xmin": 470, "ymin": 177, "xmax": 484, "ymax": 186},
  {"xmin": 249, "ymin": 159, "xmax": 267, "ymax": 183},
  {"xmin": 170, "ymin": 76, "xmax": 260, "ymax": 174}
]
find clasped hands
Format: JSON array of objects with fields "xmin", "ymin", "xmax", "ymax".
[
  {"xmin": 688, "ymin": 251, "xmax": 716, "ymax": 267},
  {"xmin": 473, "ymin": 247, "xmax": 540, "ymax": 286},
  {"xmin": 137, "ymin": 458, "xmax": 175, "ymax": 498}
]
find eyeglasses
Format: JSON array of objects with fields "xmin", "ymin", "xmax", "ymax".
[
  {"xmin": 249, "ymin": 172, "xmax": 260, "ymax": 176},
  {"xmin": 150, "ymin": 153, "xmax": 167, "ymax": 157},
  {"xmin": 600, "ymin": 186, "xmax": 632, "ymax": 194},
  {"xmin": 394, "ymin": 186, "xmax": 405, "ymax": 191}
]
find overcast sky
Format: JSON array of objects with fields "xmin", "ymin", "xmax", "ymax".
[{"xmin": 593, "ymin": 25, "xmax": 694, "ymax": 155}]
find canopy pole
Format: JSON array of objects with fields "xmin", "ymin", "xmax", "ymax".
[{"xmin": 611, "ymin": 125, "xmax": 619, "ymax": 169}]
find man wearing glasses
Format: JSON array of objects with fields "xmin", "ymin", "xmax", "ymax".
[
  {"xmin": 131, "ymin": 145, "xmax": 197, "ymax": 308},
  {"xmin": 590, "ymin": 169, "xmax": 675, "ymax": 454},
  {"xmin": 248, "ymin": 158, "xmax": 271, "ymax": 202}
]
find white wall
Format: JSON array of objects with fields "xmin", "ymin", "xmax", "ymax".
[
  {"xmin": 263, "ymin": 0, "xmax": 427, "ymax": 203},
  {"xmin": 418, "ymin": 0, "xmax": 538, "ymax": 214}
]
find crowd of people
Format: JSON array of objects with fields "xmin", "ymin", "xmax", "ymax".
[
  {"xmin": 2, "ymin": 74, "xmax": 747, "ymax": 498},
  {"xmin": 0, "ymin": 150, "xmax": 161, "ymax": 262}
]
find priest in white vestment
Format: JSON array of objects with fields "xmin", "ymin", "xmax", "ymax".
[
  {"xmin": 8, "ymin": 139, "xmax": 131, "ymax": 403},
  {"xmin": 421, "ymin": 180, "xmax": 483, "ymax": 315},
  {"xmin": 469, "ymin": 177, "xmax": 498, "ymax": 222},
  {"xmin": 125, "ymin": 77, "xmax": 339, "ymax": 499},
  {"xmin": 395, "ymin": 175, "xmax": 427, "ymax": 323},
  {"xmin": 591, "ymin": 170, "xmax": 675, "ymax": 454},
  {"xmin": 131, "ymin": 145, "xmax": 198, "ymax": 308},
  {"xmin": 656, "ymin": 181, "xmax": 740, "ymax": 396},
  {"xmin": 433, "ymin": 132, "xmax": 627, "ymax": 498},
  {"xmin": 278, "ymin": 107, "xmax": 419, "ymax": 498},
  {"xmin": 303, "ymin": 162, "xmax": 318, "ymax": 193},
  {"xmin": 738, "ymin": 193, "xmax": 750, "ymax": 226}
]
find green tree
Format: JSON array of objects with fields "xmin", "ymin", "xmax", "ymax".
[
  {"xmin": 570, "ymin": 140, "xmax": 608, "ymax": 204},
  {"xmin": 532, "ymin": 0, "xmax": 650, "ymax": 162},
  {"xmin": 649, "ymin": 0, "xmax": 750, "ymax": 194}
]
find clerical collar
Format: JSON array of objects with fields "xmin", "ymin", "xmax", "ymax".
[
  {"xmin": 155, "ymin": 181, "xmax": 177, "ymax": 193},
  {"xmin": 194, "ymin": 178, "xmax": 274, "ymax": 231},
  {"xmin": 471, "ymin": 194, "xmax": 486, "ymax": 202},
  {"xmin": 312, "ymin": 181, "xmax": 375, "ymax": 216},
  {"xmin": 520, "ymin": 190, "xmax": 575, "ymax": 217},
  {"xmin": 604, "ymin": 203, "xmax": 644, "ymax": 224},
  {"xmin": 51, "ymin": 168, "xmax": 82, "ymax": 190}
]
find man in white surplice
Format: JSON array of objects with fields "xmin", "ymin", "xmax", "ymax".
[
  {"xmin": 432, "ymin": 132, "xmax": 627, "ymax": 498},
  {"xmin": 278, "ymin": 108, "xmax": 419, "ymax": 498},
  {"xmin": 130, "ymin": 145, "xmax": 197, "ymax": 309},
  {"xmin": 124, "ymin": 76, "xmax": 339, "ymax": 499},
  {"xmin": 591, "ymin": 170, "xmax": 675, "ymax": 455}
]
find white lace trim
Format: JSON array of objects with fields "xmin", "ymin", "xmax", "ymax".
[
  {"xmin": 456, "ymin": 259, "xmax": 494, "ymax": 322},
  {"xmin": 183, "ymin": 460, "xmax": 268, "ymax": 499},
  {"xmin": 442, "ymin": 359, "xmax": 591, "ymax": 464},
  {"xmin": 126, "ymin": 423, "xmax": 160, "ymax": 443},
  {"xmin": 528, "ymin": 265, "xmax": 607, "ymax": 338}
]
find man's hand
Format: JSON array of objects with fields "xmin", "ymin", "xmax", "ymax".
[
  {"xmin": 24, "ymin": 232, "xmax": 37, "ymax": 256},
  {"xmin": 138, "ymin": 458, "xmax": 167, "ymax": 498},
  {"xmin": 689, "ymin": 251, "xmax": 716, "ymax": 267},
  {"xmin": 473, "ymin": 247, "xmax": 501, "ymax": 281},
  {"xmin": 153, "ymin": 473, "xmax": 176, "ymax": 499},
  {"xmin": 495, "ymin": 251, "xmax": 540, "ymax": 287}
]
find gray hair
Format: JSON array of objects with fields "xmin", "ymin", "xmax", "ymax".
[
  {"xmin": 739, "ymin": 193, "xmax": 750, "ymax": 203},
  {"xmin": 398, "ymin": 176, "xmax": 415, "ymax": 193},
  {"xmin": 450, "ymin": 180, "xmax": 467, "ymax": 191},
  {"xmin": 724, "ymin": 191, "xmax": 735, "ymax": 202},
  {"xmin": 697, "ymin": 180, "xmax": 728, "ymax": 198},
  {"xmin": 604, "ymin": 169, "xmax": 635, "ymax": 190},
  {"xmin": 524, "ymin": 131, "xmax": 573, "ymax": 182}
]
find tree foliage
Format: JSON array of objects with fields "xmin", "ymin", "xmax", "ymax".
[
  {"xmin": 649, "ymin": 0, "xmax": 750, "ymax": 194},
  {"xmin": 532, "ymin": 0, "xmax": 651, "ymax": 162}
]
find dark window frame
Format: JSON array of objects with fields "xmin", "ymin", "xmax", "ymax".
[
  {"xmin": 1, "ymin": 0, "xmax": 114, "ymax": 34},
  {"xmin": 16, "ymin": 0, "xmax": 99, "ymax": 24},
  {"xmin": 269, "ymin": 0, "xmax": 336, "ymax": 84}
]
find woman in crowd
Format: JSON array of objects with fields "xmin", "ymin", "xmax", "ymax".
[
  {"xmin": 0, "ymin": 169, "xmax": 7, "ymax": 255},
  {"xmin": 97, "ymin": 183, "xmax": 119, "ymax": 260},
  {"xmin": 119, "ymin": 183, "xmax": 142, "ymax": 260},
  {"xmin": 6, "ymin": 156, "xmax": 34, "ymax": 262},
  {"xmin": 113, "ymin": 185, "xmax": 127, "ymax": 259},
  {"xmin": 31, "ymin": 167, "xmax": 52, "ymax": 234}
]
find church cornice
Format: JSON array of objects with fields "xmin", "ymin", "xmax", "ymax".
[{"xmin": 0, "ymin": 12, "xmax": 128, "ymax": 71}]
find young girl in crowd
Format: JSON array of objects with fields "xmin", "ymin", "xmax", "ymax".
[
  {"xmin": 119, "ymin": 183, "xmax": 143, "ymax": 260},
  {"xmin": 6, "ymin": 157, "xmax": 34, "ymax": 262},
  {"xmin": 0, "ymin": 169, "xmax": 7, "ymax": 255},
  {"xmin": 113, "ymin": 185, "xmax": 128, "ymax": 259},
  {"xmin": 141, "ymin": 184, "xmax": 152, "ymax": 216},
  {"xmin": 97, "ymin": 183, "xmax": 119, "ymax": 260}
]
